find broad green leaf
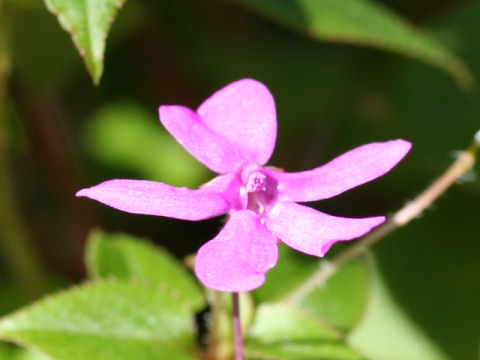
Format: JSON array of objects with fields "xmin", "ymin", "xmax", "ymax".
[
  {"xmin": 348, "ymin": 260, "xmax": 449, "ymax": 360},
  {"xmin": 85, "ymin": 230, "xmax": 205, "ymax": 311},
  {"xmin": 44, "ymin": 0, "xmax": 127, "ymax": 84},
  {"xmin": 255, "ymin": 246, "xmax": 370, "ymax": 332},
  {"xmin": 231, "ymin": 0, "xmax": 474, "ymax": 90},
  {"xmin": 246, "ymin": 304, "xmax": 362, "ymax": 360},
  {"xmin": 301, "ymin": 258, "xmax": 370, "ymax": 331},
  {"xmin": 83, "ymin": 102, "xmax": 207, "ymax": 187},
  {"xmin": 0, "ymin": 281, "xmax": 196, "ymax": 360}
]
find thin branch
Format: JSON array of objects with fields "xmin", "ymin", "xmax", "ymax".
[{"xmin": 284, "ymin": 132, "xmax": 480, "ymax": 306}]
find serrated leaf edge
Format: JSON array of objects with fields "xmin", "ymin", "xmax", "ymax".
[
  {"xmin": 44, "ymin": 0, "xmax": 127, "ymax": 84},
  {"xmin": 85, "ymin": 229, "xmax": 205, "ymax": 312}
]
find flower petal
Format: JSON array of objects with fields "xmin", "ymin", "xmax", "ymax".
[
  {"xmin": 195, "ymin": 210, "xmax": 278, "ymax": 292},
  {"xmin": 267, "ymin": 140, "xmax": 411, "ymax": 202},
  {"xmin": 76, "ymin": 179, "xmax": 230, "ymax": 221},
  {"xmin": 198, "ymin": 79, "xmax": 277, "ymax": 166},
  {"xmin": 201, "ymin": 173, "xmax": 247, "ymax": 211},
  {"xmin": 159, "ymin": 105, "xmax": 246, "ymax": 174},
  {"xmin": 265, "ymin": 201, "xmax": 384, "ymax": 257}
]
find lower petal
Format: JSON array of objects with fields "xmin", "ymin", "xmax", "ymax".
[
  {"xmin": 195, "ymin": 210, "xmax": 278, "ymax": 292},
  {"xmin": 265, "ymin": 201, "xmax": 384, "ymax": 257},
  {"xmin": 76, "ymin": 179, "xmax": 230, "ymax": 221}
]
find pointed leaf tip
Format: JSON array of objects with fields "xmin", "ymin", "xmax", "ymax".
[{"xmin": 44, "ymin": 0, "xmax": 127, "ymax": 84}]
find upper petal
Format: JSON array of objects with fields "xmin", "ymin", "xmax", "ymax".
[
  {"xmin": 198, "ymin": 79, "xmax": 277, "ymax": 166},
  {"xmin": 266, "ymin": 140, "xmax": 411, "ymax": 202},
  {"xmin": 265, "ymin": 201, "xmax": 384, "ymax": 257},
  {"xmin": 195, "ymin": 210, "xmax": 278, "ymax": 292},
  {"xmin": 76, "ymin": 179, "xmax": 230, "ymax": 221},
  {"xmin": 159, "ymin": 105, "xmax": 246, "ymax": 174}
]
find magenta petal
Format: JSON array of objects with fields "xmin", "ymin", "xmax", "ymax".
[
  {"xmin": 195, "ymin": 210, "xmax": 278, "ymax": 292},
  {"xmin": 159, "ymin": 105, "xmax": 246, "ymax": 174},
  {"xmin": 76, "ymin": 179, "xmax": 229, "ymax": 221},
  {"xmin": 198, "ymin": 79, "xmax": 277, "ymax": 166},
  {"xmin": 265, "ymin": 201, "xmax": 384, "ymax": 257},
  {"xmin": 201, "ymin": 173, "xmax": 247, "ymax": 211},
  {"xmin": 267, "ymin": 140, "xmax": 411, "ymax": 202}
]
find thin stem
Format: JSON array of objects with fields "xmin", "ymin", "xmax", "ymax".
[
  {"xmin": 232, "ymin": 292, "xmax": 245, "ymax": 360},
  {"xmin": 284, "ymin": 132, "xmax": 480, "ymax": 305}
]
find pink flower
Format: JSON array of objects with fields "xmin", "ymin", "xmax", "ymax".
[{"xmin": 77, "ymin": 79, "xmax": 411, "ymax": 292}]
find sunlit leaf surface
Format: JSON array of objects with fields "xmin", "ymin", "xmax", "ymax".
[
  {"xmin": 85, "ymin": 230, "xmax": 205, "ymax": 311},
  {"xmin": 0, "ymin": 281, "xmax": 196, "ymax": 360}
]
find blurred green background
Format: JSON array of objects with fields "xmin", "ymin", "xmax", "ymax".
[{"xmin": 0, "ymin": 0, "xmax": 479, "ymax": 359}]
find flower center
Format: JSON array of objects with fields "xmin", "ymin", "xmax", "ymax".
[
  {"xmin": 245, "ymin": 171, "xmax": 267, "ymax": 193},
  {"xmin": 240, "ymin": 165, "xmax": 278, "ymax": 215}
]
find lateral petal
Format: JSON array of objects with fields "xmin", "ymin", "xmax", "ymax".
[
  {"xmin": 76, "ymin": 179, "xmax": 230, "ymax": 221},
  {"xmin": 267, "ymin": 140, "xmax": 411, "ymax": 202},
  {"xmin": 159, "ymin": 105, "xmax": 247, "ymax": 174},
  {"xmin": 265, "ymin": 201, "xmax": 384, "ymax": 257},
  {"xmin": 198, "ymin": 79, "xmax": 277, "ymax": 166},
  {"xmin": 195, "ymin": 210, "xmax": 278, "ymax": 292}
]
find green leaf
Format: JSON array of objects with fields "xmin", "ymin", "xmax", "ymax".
[
  {"xmin": 0, "ymin": 281, "xmax": 196, "ymax": 360},
  {"xmin": 248, "ymin": 303, "xmax": 339, "ymax": 343},
  {"xmin": 0, "ymin": 342, "xmax": 50, "ymax": 360},
  {"xmin": 255, "ymin": 246, "xmax": 370, "ymax": 332},
  {"xmin": 43, "ymin": 0, "xmax": 127, "ymax": 84},
  {"xmin": 85, "ymin": 230, "xmax": 205, "ymax": 312},
  {"xmin": 231, "ymin": 0, "xmax": 474, "ymax": 90},
  {"xmin": 247, "ymin": 264, "xmax": 367, "ymax": 359},
  {"xmin": 301, "ymin": 258, "xmax": 370, "ymax": 331},
  {"xmin": 83, "ymin": 102, "xmax": 207, "ymax": 187},
  {"xmin": 254, "ymin": 245, "xmax": 318, "ymax": 303},
  {"xmin": 246, "ymin": 342, "xmax": 362, "ymax": 360},
  {"xmin": 348, "ymin": 259, "xmax": 449, "ymax": 360},
  {"xmin": 246, "ymin": 304, "xmax": 362, "ymax": 359}
]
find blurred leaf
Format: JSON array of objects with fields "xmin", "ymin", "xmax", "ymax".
[
  {"xmin": 254, "ymin": 245, "xmax": 318, "ymax": 303},
  {"xmin": 348, "ymin": 259, "xmax": 449, "ymax": 360},
  {"xmin": 0, "ymin": 281, "xmax": 196, "ymax": 360},
  {"xmin": 0, "ymin": 343, "xmax": 17, "ymax": 360},
  {"xmin": 248, "ymin": 255, "xmax": 368, "ymax": 359},
  {"xmin": 85, "ymin": 229, "xmax": 205, "ymax": 311},
  {"xmin": 246, "ymin": 342, "xmax": 362, "ymax": 360},
  {"xmin": 231, "ymin": 0, "xmax": 474, "ymax": 90},
  {"xmin": 0, "ymin": 342, "xmax": 50, "ymax": 360},
  {"xmin": 248, "ymin": 303, "xmax": 338, "ymax": 343},
  {"xmin": 301, "ymin": 258, "xmax": 369, "ymax": 331},
  {"xmin": 83, "ymin": 102, "xmax": 207, "ymax": 187},
  {"xmin": 43, "ymin": 0, "xmax": 127, "ymax": 84},
  {"xmin": 255, "ymin": 246, "xmax": 370, "ymax": 332},
  {"xmin": 246, "ymin": 304, "xmax": 362, "ymax": 359}
]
